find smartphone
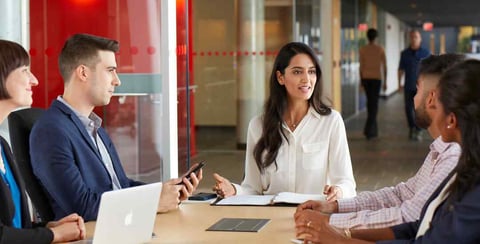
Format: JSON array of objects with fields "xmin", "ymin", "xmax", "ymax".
[
  {"xmin": 177, "ymin": 161, "xmax": 206, "ymax": 185},
  {"xmin": 188, "ymin": 192, "xmax": 217, "ymax": 201}
]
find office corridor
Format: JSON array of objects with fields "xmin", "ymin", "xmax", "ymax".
[{"xmin": 194, "ymin": 92, "xmax": 431, "ymax": 193}]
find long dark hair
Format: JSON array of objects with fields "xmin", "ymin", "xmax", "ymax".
[
  {"xmin": 440, "ymin": 60, "xmax": 480, "ymax": 201},
  {"xmin": 253, "ymin": 42, "xmax": 331, "ymax": 173}
]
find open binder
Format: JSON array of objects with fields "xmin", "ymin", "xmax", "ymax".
[{"xmin": 212, "ymin": 192, "xmax": 325, "ymax": 206}]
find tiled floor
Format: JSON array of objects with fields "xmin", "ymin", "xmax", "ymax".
[{"xmin": 193, "ymin": 92, "xmax": 432, "ymax": 194}]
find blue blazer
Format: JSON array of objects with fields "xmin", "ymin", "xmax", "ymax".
[{"xmin": 30, "ymin": 100, "xmax": 143, "ymax": 221}]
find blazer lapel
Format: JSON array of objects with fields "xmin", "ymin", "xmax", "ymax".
[
  {"xmin": 417, "ymin": 170, "xmax": 457, "ymax": 224},
  {"xmin": 52, "ymin": 101, "xmax": 103, "ymax": 161},
  {"xmin": 0, "ymin": 138, "xmax": 31, "ymax": 227}
]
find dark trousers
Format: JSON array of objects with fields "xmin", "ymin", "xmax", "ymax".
[
  {"xmin": 404, "ymin": 89, "xmax": 419, "ymax": 130},
  {"xmin": 362, "ymin": 79, "xmax": 381, "ymax": 138}
]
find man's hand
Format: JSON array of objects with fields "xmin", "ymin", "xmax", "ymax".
[
  {"xmin": 157, "ymin": 179, "xmax": 183, "ymax": 213},
  {"xmin": 398, "ymin": 70, "xmax": 404, "ymax": 92},
  {"xmin": 179, "ymin": 163, "xmax": 204, "ymax": 200},
  {"xmin": 212, "ymin": 173, "xmax": 236, "ymax": 198},
  {"xmin": 296, "ymin": 200, "xmax": 338, "ymax": 214}
]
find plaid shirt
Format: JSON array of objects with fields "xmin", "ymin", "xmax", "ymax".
[{"xmin": 329, "ymin": 137, "xmax": 461, "ymax": 229}]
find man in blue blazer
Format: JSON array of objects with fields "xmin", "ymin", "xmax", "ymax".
[{"xmin": 30, "ymin": 33, "xmax": 202, "ymax": 221}]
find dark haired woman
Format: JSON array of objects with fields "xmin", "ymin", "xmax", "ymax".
[
  {"xmin": 0, "ymin": 39, "xmax": 85, "ymax": 243},
  {"xmin": 213, "ymin": 42, "xmax": 356, "ymax": 201},
  {"xmin": 295, "ymin": 59, "xmax": 480, "ymax": 243}
]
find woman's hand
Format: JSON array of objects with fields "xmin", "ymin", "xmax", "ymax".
[
  {"xmin": 49, "ymin": 213, "xmax": 85, "ymax": 243},
  {"xmin": 295, "ymin": 215, "xmax": 349, "ymax": 244},
  {"xmin": 212, "ymin": 173, "xmax": 236, "ymax": 198},
  {"xmin": 323, "ymin": 185, "xmax": 343, "ymax": 202},
  {"xmin": 294, "ymin": 209, "xmax": 330, "ymax": 233}
]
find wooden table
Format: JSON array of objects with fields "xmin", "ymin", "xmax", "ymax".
[{"xmin": 85, "ymin": 202, "xmax": 299, "ymax": 243}]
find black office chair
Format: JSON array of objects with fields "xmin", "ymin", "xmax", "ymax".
[{"xmin": 8, "ymin": 107, "xmax": 54, "ymax": 222}]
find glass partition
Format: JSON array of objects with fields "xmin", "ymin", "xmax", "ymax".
[
  {"xmin": 295, "ymin": 0, "xmax": 322, "ymax": 55},
  {"xmin": 341, "ymin": 0, "xmax": 361, "ymax": 118},
  {"xmin": 29, "ymin": 0, "xmax": 179, "ymax": 182},
  {"xmin": 189, "ymin": 0, "xmax": 300, "ymax": 190}
]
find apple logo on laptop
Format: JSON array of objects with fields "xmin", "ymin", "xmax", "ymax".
[{"xmin": 124, "ymin": 210, "xmax": 133, "ymax": 226}]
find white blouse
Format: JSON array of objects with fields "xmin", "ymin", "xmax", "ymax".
[{"xmin": 234, "ymin": 107, "xmax": 357, "ymax": 198}]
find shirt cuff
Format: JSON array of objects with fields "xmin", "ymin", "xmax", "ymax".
[
  {"xmin": 337, "ymin": 197, "xmax": 357, "ymax": 213},
  {"xmin": 232, "ymin": 183, "xmax": 246, "ymax": 195}
]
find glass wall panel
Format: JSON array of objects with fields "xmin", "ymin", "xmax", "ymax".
[
  {"xmin": 295, "ymin": 0, "xmax": 321, "ymax": 55},
  {"xmin": 190, "ymin": 0, "xmax": 295, "ymax": 191},
  {"xmin": 341, "ymin": 0, "xmax": 361, "ymax": 118},
  {"xmin": 29, "ymin": 0, "xmax": 175, "ymax": 182},
  {"xmin": 177, "ymin": 0, "xmax": 191, "ymax": 174}
]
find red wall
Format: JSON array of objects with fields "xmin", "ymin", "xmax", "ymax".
[
  {"xmin": 176, "ymin": 0, "xmax": 197, "ymax": 166},
  {"xmin": 30, "ymin": 0, "xmax": 110, "ymax": 108},
  {"xmin": 29, "ymin": 0, "xmax": 196, "ymax": 167}
]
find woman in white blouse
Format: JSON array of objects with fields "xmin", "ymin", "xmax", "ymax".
[{"xmin": 213, "ymin": 42, "xmax": 356, "ymax": 201}]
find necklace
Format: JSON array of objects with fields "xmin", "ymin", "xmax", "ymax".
[
  {"xmin": 287, "ymin": 118, "xmax": 300, "ymax": 129},
  {"xmin": 285, "ymin": 107, "xmax": 308, "ymax": 130}
]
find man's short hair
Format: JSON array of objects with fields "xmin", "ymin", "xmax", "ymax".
[
  {"xmin": 367, "ymin": 28, "xmax": 378, "ymax": 42},
  {"xmin": 410, "ymin": 29, "xmax": 421, "ymax": 35},
  {"xmin": 58, "ymin": 33, "xmax": 119, "ymax": 83},
  {"xmin": 418, "ymin": 53, "xmax": 465, "ymax": 77}
]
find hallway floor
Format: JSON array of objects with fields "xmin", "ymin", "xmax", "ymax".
[{"xmin": 193, "ymin": 92, "xmax": 432, "ymax": 194}]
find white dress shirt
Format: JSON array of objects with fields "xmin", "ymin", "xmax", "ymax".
[{"xmin": 234, "ymin": 107, "xmax": 357, "ymax": 198}]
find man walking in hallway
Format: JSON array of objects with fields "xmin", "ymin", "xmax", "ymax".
[
  {"xmin": 398, "ymin": 30, "xmax": 430, "ymax": 140},
  {"xmin": 359, "ymin": 28, "xmax": 387, "ymax": 140}
]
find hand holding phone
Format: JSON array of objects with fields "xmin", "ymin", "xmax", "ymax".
[{"xmin": 177, "ymin": 161, "xmax": 205, "ymax": 185}]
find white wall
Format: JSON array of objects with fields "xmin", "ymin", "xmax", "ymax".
[
  {"xmin": 0, "ymin": 0, "xmax": 29, "ymax": 145},
  {"xmin": 383, "ymin": 12, "xmax": 405, "ymax": 96}
]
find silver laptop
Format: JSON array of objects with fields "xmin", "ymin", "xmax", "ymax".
[{"xmin": 76, "ymin": 182, "xmax": 162, "ymax": 244}]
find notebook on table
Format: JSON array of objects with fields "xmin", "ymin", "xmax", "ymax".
[
  {"xmin": 74, "ymin": 182, "xmax": 162, "ymax": 244},
  {"xmin": 212, "ymin": 192, "xmax": 325, "ymax": 206}
]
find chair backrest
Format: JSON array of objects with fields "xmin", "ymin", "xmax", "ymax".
[{"xmin": 8, "ymin": 107, "xmax": 54, "ymax": 222}]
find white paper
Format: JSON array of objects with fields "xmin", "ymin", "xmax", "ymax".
[
  {"xmin": 273, "ymin": 192, "xmax": 325, "ymax": 205},
  {"xmin": 214, "ymin": 195, "xmax": 275, "ymax": 205},
  {"xmin": 214, "ymin": 192, "xmax": 325, "ymax": 206}
]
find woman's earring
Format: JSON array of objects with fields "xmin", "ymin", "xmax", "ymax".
[{"xmin": 447, "ymin": 125, "xmax": 452, "ymax": 129}]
